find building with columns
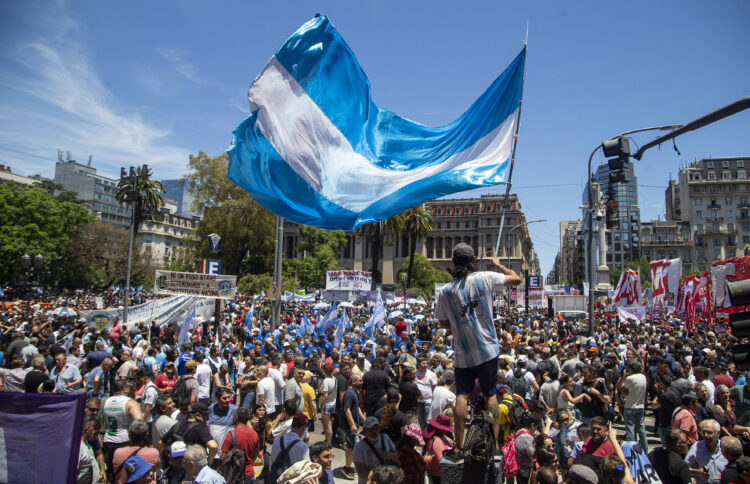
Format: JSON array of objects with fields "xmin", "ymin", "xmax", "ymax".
[{"xmin": 282, "ymin": 194, "xmax": 540, "ymax": 289}]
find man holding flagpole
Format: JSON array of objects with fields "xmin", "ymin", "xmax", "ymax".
[{"xmin": 434, "ymin": 243, "xmax": 521, "ymax": 454}]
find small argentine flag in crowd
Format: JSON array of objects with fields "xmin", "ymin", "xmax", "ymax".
[{"xmin": 228, "ymin": 15, "xmax": 525, "ymax": 230}]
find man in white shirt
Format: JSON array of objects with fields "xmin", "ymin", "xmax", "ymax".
[
  {"xmin": 268, "ymin": 354, "xmax": 286, "ymax": 417},
  {"xmin": 256, "ymin": 366, "xmax": 277, "ymax": 415},
  {"xmin": 429, "ymin": 371, "xmax": 456, "ymax": 419},
  {"xmin": 193, "ymin": 352, "xmax": 213, "ymax": 404},
  {"xmin": 619, "ymin": 359, "xmax": 649, "ymax": 452},
  {"xmin": 415, "ymin": 356, "xmax": 438, "ymax": 428}
]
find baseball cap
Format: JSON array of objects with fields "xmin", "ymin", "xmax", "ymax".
[
  {"xmin": 124, "ymin": 455, "xmax": 151, "ymax": 483},
  {"xmin": 364, "ymin": 416, "xmax": 380, "ymax": 428},
  {"xmin": 170, "ymin": 441, "xmax": 187, "ymax": 457},
  {"xmin": 451, "ymin": 243, "xmax": 474, "ymax": 264},
  {"xmin": 191, "ymin": 401, "xmax": 210, "ymax": 415},
  {"xmin": 292, "ymin": 413, "xmax": 308, "ymax": 427}
]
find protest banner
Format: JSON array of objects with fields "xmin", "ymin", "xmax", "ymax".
[
  {"xmin": 79, "ymin": 295, "xmax": 215, "ymax": 329},
  {"xmin": 154, "ymin": 270, "xmax": 237, "ymax": 299},
  {"xmin": 325, "ymin": 270, "xmax": 372, "ymax": 291}
]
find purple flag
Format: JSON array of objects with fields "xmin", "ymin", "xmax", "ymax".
[{"xmin": 0, "ymin": 392, "xmax": 86, "ymax": 483}]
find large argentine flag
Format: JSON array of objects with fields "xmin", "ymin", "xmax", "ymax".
[{"xmin": 228, "ymin": 15, "xmax": 525, "ymax": 230}]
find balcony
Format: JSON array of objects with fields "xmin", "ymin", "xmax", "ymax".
[
  {"xmin": 696, "ymin": 227, "xmax": 737, "ymax": 235},
  {"xmin": 706, "ymin": 216, "xmax": 724, "ymax": 223},
  {"xmin": 738, "ymin": 202, "xmax": 750, "ymax": 209},
  {"xmin": 707, "ymin": 203, "xmax": 722, "ymax": 210}
]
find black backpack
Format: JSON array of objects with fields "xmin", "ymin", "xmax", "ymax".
[
  {"xmin": 510, "ymin": 372, "xmax": 527, "ymax": 397},
  {"xmin": 499, "ymin": 393, "xmax": 529, "ymax": 436},
  {"xmin": 170, "ymin": 376, "xmax": 194, "ymax": 402},
  {"xmin": 464, "ymin": 409, "xmax": 496, "ymax": 466},
  {"xmin": 269, "ymin": 435, "xmax": 296, "ymax": 483},
  {"xmin": 216, "ymin": 430, "xmax": 246, "ymax": 484}
]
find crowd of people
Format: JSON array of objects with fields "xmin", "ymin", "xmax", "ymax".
[{"xmin": 3, "ymin": 243, "xmax": 750, "ymax": 484}]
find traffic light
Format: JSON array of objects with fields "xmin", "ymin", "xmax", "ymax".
[
  {"xmin": 602, "ymin": 136, "xmax": 631, "ymax": 185},
  {"xmin": 727, "ymin": 279, "xmax": 750, "ymax": 369}
]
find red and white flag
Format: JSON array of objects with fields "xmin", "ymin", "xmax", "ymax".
[
  {"xmin": 694, "ymin": 271, "xmax": 712, "ymax": 324},
  {"xmin": 612, "ymin": 269, "xmax": 642, "ymax": 307},
  {"xmin": 650, "ymin": 258, "xmax": 682, "ymax": 314}
]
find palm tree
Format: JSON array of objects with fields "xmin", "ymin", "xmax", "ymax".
[
  {"xmin": 116, "ymin": 165, "xmax": 167, "ymax": 238},
  {"xmin": 399, "ymin": 205, "xmax": 434, "ymax": 288},
  {"xmin": 355, "ymin": 215, "xmax": 402, "ymax": 285}
]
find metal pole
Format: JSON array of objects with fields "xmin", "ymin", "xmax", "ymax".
[
  {"xmin": 494, "ymin": 45, "xmax": 528, "ymax": 258},
  {"xmin": 524, "ymin": 270, "xmax": 529, "ymax": 315},
  {"xmin": 586, "ymin": 124, "xmax": 683, "ymax": 335},
  {"xmin": 272, "ymin": 215, "xmax": 283, "ymax": 329}
]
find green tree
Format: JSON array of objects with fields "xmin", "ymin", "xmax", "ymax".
[
  {"xmin": 237, "ymin": 273, "xmax": 273, "ymax": 295},
  {"xmin": 37, "ymin": 179, "xmax": 84, "ymax": 204},
  {"xmin": 182, "ymin": 152, "xmax": 275, "ymax": 276},
  {"xmin": 288, "ymin": 226, "xmax": 346, "ymax": 290},
  {"xmin": 166, "ymin": 246, "xmax": 198, "ymax": 272},
  {"xmin": 397, "ymin": 205, "xmax": 433, "ymax": 288},
  {"xmin": 0, "ymin": 184, "xmax": 93, "ymax": 285},
  {"xmin": 116, "ymin": 165, "xmax": 166, "ymax": 239},
  {"xmin": 396, "ymin": 253, "xmax": 451, "ymax": 295}
]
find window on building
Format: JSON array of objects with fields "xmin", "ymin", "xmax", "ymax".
[
  {"xmin": 464, "ymin": 221, "xmax": 470, "ymax": 228},
  {"xmin": 742, "ymin": 185, "xmax": 749, "ymax": 192},
  {"xmin": 726, "ymin": 198, "xmax": 733, "ymax": 206},
  {"xmin": 708, "ymin": 173, "xmax": 716, "ymax": 180},
  {"xmin": 730, "ymin": 250, "xmax": 737, "ymax": 258},
  {"xmin": 739, "ymin": 171, "xmax": 747, "ymax": 180},
  {"xmin": 744, "ymin": 236, "xmax": 749, "ymax": 244},
  {"xmin": 745, "ymin": 224, "xmax": 750, "ymax": 232},
  {"xmin": 446, "ymin": 221, "xmax": 451, "ymax": 229},
  {"xmin": 696, "ymin": 211, "xmax": 703, "ymax": 219},
  {"xmin": 723, "ymin": 160, "xmax": 730, "ymax": 168},
  {"xmin": 738, "ymin": 160, "xmax": 745, "ymax": 168},
  {"xmin": 715, "ymin": 249, "xmax": 722, "ymax": 260},
  {"xmin": 668, "ymin": 251, "xmax": 675, "ymax": 259},
  {"xmin": 707, "ymin": 161, "xmax": 715, "ymax": 168},
  {"xmin": 437, "ymin": 222, "xmax": 442, "ymax": 229},
  {"xmin": 729, "ymin": 223, "xmax": 735, "ymax": 231},
  {"xmin": 697, "ymin": 224, "xmax": 704, "ymax": 231},
  {"xmin": 728, "ymin": 210, "xmax": 735, "ymax": 218},
  {"xmin": 698, "ymin": 250, "xmax": 705, "ymax": 259},
  {"xmin": 486, "ymin": 234, "xmax": 492, "ymax": 242},
  {"xmin": 695, "ymin": 199, "xmax": 702, "ymax": 206}
]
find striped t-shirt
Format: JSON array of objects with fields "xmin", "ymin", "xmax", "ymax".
[{"xmin": 434, "ymin": 271, "xmax": 505, "ymax": 369}]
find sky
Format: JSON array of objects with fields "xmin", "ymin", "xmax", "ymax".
[{"xmin": 1, "ymin": 0, "xmax": 749, "ymax": 276}]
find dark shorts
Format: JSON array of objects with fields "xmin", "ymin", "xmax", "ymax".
[
  {"xmin": 455, "ymin": 356, "xmax": 499, "ymax": 396},
  {"xmin": 336, "ymin": 425, "xmax": 359, "ymax": 450}
]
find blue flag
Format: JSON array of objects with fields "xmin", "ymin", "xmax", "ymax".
[
  {"xmin": 298, "ymin": 312, "xmax": 313, "ymax": 338},
  {"xmin": 228, "ymin": 15, "xmax": 525, "ymax": 230},
  {"xmin": 364, "ymin": 314, "xmax": 374, "ymax": 341},
  {"xmin": 244, "ymin": 303, "xmax": 255, "ymax": 334},
  {"xmin": 333, "ymin": 310, "xmax": 347, "ymax": 349},
  {"xmin": 0, "ymin": 286, "xmax": 4, "ymax": 298},
  {"xmin": 0, "ymin": 392, "xmax": 86, "ymax": 483}
]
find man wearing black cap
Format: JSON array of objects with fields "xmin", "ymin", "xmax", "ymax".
[{"xmin": 434, "ymin": 242, "xmax": 521, "ymax": 452}]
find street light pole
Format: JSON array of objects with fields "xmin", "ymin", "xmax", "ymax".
[{"xmin": 586, "ymin": 124, "xmax": 682, "ymax": 335}]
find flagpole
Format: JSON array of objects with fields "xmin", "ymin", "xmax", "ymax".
[{"xmin": 493, "ymin": 41, "xmax": 528, "ymax": 266}]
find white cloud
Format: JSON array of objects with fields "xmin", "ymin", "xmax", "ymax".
[
  {"xmin": 0, "ymin": 5, "xmax": 191, "ymax": 179},
  {"xmin": 156, "ymin": 47, "xmax": 200, "ymax": 83}
]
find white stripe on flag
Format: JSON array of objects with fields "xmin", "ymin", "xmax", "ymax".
[{"xmin": 250, "ymin": 57, "xmax": 518, "ymax": 212}]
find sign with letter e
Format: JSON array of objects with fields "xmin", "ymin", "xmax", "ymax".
[
  {"xmin": 201, "ymin": 259, "xmax": 221, "ymax": 275},
  {"xmin": 528, "ymin": 275, "xmax": 542, "ymax": 289}
]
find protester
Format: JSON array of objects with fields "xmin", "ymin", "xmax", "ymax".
[
  {"xmin": 434, "ymin": 244, "xmax": 521, "ymax": 451},
  {"xmin": 183, "ymin": 444, "xmax": 226, "ymax": 484}
]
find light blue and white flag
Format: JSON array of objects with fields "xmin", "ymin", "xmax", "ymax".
[
  {"xmin": 0, "ymin": 286, "xmax": 4, "ymax": 298},
  {"xmin": 244, "ymin": 303, "xmax": 255, "ymax": 334},
  {"xmin": 228, "ymin": 15, "xmax": 526, "ymax": 230},
  {"xmin": 59, "ymin": 330, "xmax": 75, "ymax": 354},
  {"xmin": 372, "ymin": 290, "xmax": 386, "ymax": 331},
  {"xmin": 333, "ymin": 310, "xmax": 348, "ymax": 349},
  {"xmin": 315, "ymin": 303, "xmax": 338, "ymax": 335},
  {"xmin": 298, "ymin": 312, "xmax": 314, "ymax": 338},
  {"xmin": 177, "ymin": 299, "xmax": 198, "ymax": 345}
]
